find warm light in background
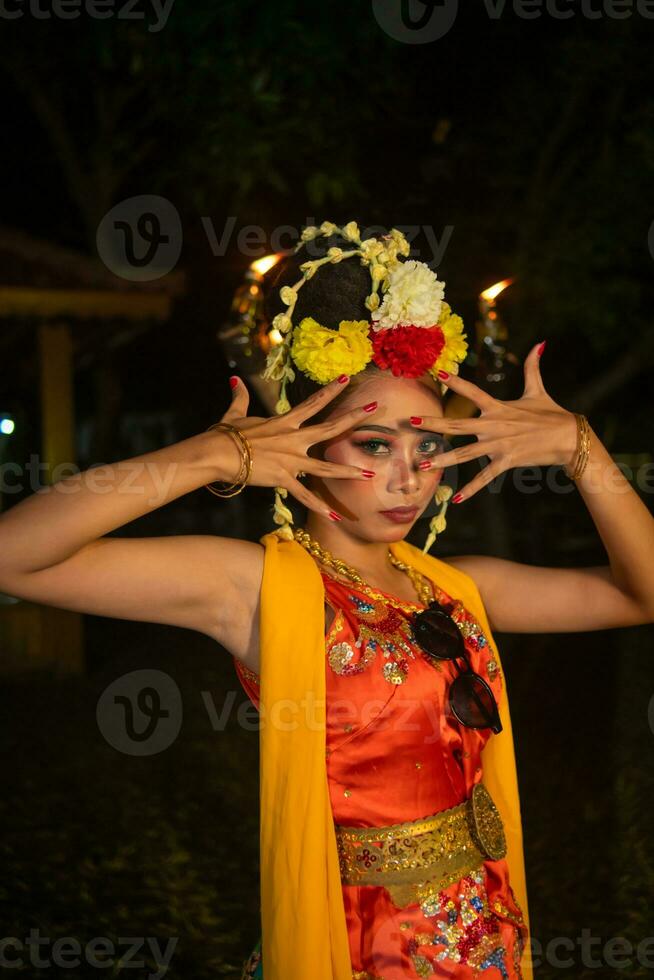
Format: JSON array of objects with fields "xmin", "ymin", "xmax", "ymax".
[
  {"xmin": 250, "ymin": 253, "xmax": 284, "ymax": 277},
  {"xmin": 480, "ymin": 278, "xmax": 514, "ymax": 303}
]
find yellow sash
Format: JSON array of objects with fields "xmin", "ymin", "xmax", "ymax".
[{"xmin": 258, "ymin": 531, "xmax": 533, "ymax": 980}]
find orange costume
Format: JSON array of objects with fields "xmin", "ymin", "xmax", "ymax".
[{"xmin": 234, "ymin": 534, "xmax": 533, "ymax": 980}]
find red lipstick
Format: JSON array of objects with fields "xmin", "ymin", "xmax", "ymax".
[{"xmin": 379, "ymin": 506, "xmax": 419, "ymax": 524}]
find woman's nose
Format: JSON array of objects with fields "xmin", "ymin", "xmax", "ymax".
[{"xmin": 387, "ymin": 457, "xmax": 419, "ymax": 494}]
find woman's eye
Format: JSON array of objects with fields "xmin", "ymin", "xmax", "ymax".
[
  {"xmin": 418, "ymin": 438, "xmax": 443, "ymax": 455},
  {"xmin": 354, "ymin": 439, "xmax": 391, "ymax": 455}
]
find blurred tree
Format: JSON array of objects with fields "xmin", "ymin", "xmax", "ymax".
[{"xmin": 0, "ymin": 0, "xmax": 414, "ymax": 249}]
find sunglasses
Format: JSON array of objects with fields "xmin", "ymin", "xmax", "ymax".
[{"xmin": 411, "ymin": 600, "xmax": 502, "ymax": 734}]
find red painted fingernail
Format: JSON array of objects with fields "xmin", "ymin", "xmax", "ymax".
[
  {"xmin": 363, "ymin": 401, "xmax": 377, "ymax": 413},
  {"xmin": 328, "ymin": 510, "xmax": 342, "ymax": 521},
  {"xmin": 537, "ymin": 341, "xmax": 546, "ymax": 357},
  {"xmin": 229, "ymin": 376, "xmax": 239, "ymax": 389},
  {"xmin": 337, "ymin": 374, "xmax": 349, "ymax": 384},
  {"xmin": 410, "ymin": 416, "xmax": 423, "ymax": 426},
  {"xmin": 362, "ymin": 470, "xmax": 376, "ymax": 478},
  {"xmin": 452, "ymin": 492, "xmax": 463, "ymax": 503},
  {"xmin": 437, "ymin": 370, "xmax": 449, "ymax": 380},
  {"xmin": 419, "ymin": 460, "xmax": 432, "ymax": 470}
]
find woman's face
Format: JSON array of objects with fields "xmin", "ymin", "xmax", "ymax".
[{"xmin": 312, "ymin": 372, "xmax": 448, "ymax": 543}]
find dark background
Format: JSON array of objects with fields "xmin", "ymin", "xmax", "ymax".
[{"xmin": 0, "ymin": 2, "xmax": 653, "ymax": 977}]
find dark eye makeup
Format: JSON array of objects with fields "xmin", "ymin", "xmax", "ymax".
[{"xmin": 352, "ymin": 436, "xmax": 445, "ymax": 456}]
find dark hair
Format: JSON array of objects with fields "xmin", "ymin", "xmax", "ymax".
[{"xmin": 262, "ymin": 229, "xmax": 443, "ymax": 419}]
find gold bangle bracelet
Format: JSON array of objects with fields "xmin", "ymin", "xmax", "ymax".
[
  {"xmin": 564, "ymin": 413, "xmax": 591, "ymax": 481},
  {"xmin": 204, "ymin": 422, "xmax": 253, "ymax": 498}
]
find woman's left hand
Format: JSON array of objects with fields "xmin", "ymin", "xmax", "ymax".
[{"xmin": 412, "ymin": 342, "xmax": 580, "ymax": 503}]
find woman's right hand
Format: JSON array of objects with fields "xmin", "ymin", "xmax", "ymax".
[{"xmin": 209, "ymin": 375, "xmax": 378, "ymax": 519}]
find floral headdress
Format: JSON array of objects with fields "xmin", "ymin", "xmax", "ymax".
[{"xmin": 262, "ymin": 220, "xmax": 469, "ymax": 550}]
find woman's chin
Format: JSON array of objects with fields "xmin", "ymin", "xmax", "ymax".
[{"xmin": 344, "ymin": 514, "xmax": 425, "ymax": 543}]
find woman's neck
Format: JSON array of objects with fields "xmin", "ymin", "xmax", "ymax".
[{"xmin": 304, "ymin": 515, "xmax": 396, "ymax": 578}]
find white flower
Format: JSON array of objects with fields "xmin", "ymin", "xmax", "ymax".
[
  {"xmin": 342, "ymin": 221, "xmax": 360, "ymax": 242},
  {"xmin": 389, "ymin": 228, "xmax": 411, "ymax": 257},
  {"xmin": 263, "ymin": 343, "xmax": 288, "ymax": 381},
  {"xmin": 272, "ymin": 313, "xmax": 292, "ymax": 333},
  {"xmin": 320, "ymin": 221, "xmax": 336, "ymax": 236},
  {"xmin": 359, "ymin": 238, "xmax": 384, "ymax": 262},
  {"xmin": 300, "ymin": 226, "xmax": 320, "ymax": 242},
  {"xmin": 280, "ymin": 286, "xmax": 297, "ymax": 306},
  {"xmin": 434, "ymin": 484, "xmax": 453, "ymax": 504},
  {"xmin": 371, "ymin": 260, "xmax": 445, "ymax": 331},
  {"xmin": 300, "ymin": 260, "xmax": 318, "ymax": 279}
]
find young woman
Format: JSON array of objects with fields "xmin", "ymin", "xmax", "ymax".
[{"xmin": 1, "ymin": 222, "xmax": 653, "ymax": 980}]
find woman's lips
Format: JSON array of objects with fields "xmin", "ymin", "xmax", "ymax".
[{"xmin": 379, "ymin": 506, "xmax": 419, "ymax": 524}]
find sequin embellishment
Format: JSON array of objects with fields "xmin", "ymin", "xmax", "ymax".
[
  {"xmin": 324, "ymin": 574, "xmax": 497, "ymax": 688},
  {"xmin": 328, "ymin": 593, "xmax": 421, "ymax": 685},
  {"xmin": 406, "ymin": 870, "xmax": 513, "ymax": 978}
]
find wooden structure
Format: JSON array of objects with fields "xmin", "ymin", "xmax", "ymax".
[{"xmin": 0, "ymin": 225, "xmax": 185, "ymax": 674}]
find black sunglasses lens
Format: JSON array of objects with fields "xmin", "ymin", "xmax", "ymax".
[
  {"xmin": 413, "ymin": 606, "xmax": 463, "ymax": 660},
  {"xmin": 450, "ymin": 673, "xmax": 502, "ymax": 732}
]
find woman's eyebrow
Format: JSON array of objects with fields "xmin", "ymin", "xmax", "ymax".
[
  {"xmin": 352, "ymin": 424, "xmax": 397, "ymax": 434},
  {"xmin": 353, "ymin": 424, "xmax": 443, "ymax": 436}
]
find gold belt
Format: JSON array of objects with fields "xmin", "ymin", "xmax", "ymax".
[{"xmin": 334, "ymin": 782, "xmax": 507, "ymax": 910}]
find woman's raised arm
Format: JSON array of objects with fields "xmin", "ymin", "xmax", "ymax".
[{"xmin": 0, "ymin": 376, "xmax": 378, "ymax": 660}]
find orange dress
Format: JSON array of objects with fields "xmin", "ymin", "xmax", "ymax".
[{"xmin": 234, "ymin": 567, "xmax": 529, "ymax": 980}]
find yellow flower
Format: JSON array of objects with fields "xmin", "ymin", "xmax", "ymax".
[
  {"xmin": 431, "ymin": 303, "xmax": 468, "ymax": 376},
  {"xmin": 290, "ymin": 317, "xmax": 373, "ymax": 384}
]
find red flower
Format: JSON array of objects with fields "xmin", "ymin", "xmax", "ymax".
[{"xmin": 371, "ymin": 324, "xmax": 445, "ymax": 379}]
